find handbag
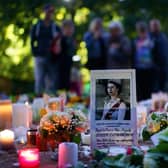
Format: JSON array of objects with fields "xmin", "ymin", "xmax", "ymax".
[{"xmin": 50, "ymin": 34, "xmax": 62, "ymax": 56}]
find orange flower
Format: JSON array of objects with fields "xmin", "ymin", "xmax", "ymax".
[
  {"xmin": 75, "ymin": 126, "xmax": 86, "ymax": 133},
  {"xmin": 60, "ymin": 116, "xmax": 69, "ymax": 126},
  {"xmin": 52, "ymin": 116, "xmax": 60, "ymax": 123},
  {"xmin": 69, "ymin": 96, "xmax": 81, "ymax": 103}
]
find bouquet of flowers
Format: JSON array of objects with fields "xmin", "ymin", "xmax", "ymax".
[
  {"xmin": 39, "ymin": 109, "xmax": 88, "ymax": 144},
  {"xmin": 142, "ymin": 112, "xmax": 168, "ymax": 141}
]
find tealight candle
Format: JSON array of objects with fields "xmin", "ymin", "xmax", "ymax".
[
  {"xmin": 0, "ymin": 129, "xmax": 14, "ymax": 150},
  {"xmin": 18, "ymin": 148, "xmax": 40, "ymax": 168},
  {"xmin": 58, "ymin": 142, "xmax": 78, "ymax": 168}
]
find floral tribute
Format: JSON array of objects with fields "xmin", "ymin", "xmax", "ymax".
[
  {"xmin": 39, "ymin": 109, "xmax": 88, "ymax": 144},
  {"xmin": 142, "ymin": 112, "xmax": 168, "ymax": 141}
]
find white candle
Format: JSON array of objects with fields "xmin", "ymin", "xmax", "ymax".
[
  {"xmin": 136, "ymin": 105, "xmax": 148, "ymax": 128},
  {"xmin": 109, "ymin": 146, "xmax": 126, "ymax": 156},
  {"xmin": 12, "ymin": 103, "xmax": 30, "ymax": 128},
  {"xmin": 81, "ymin": 133, "xmax": 90, "ymax": 145},
  {"xmin": 58, "ymin": 142, "xmax": 78, "ymax": 168},
  {"xmin": 32, "ymin": 98, "xmax": 45, "ymax": 122},
  {"xmin": 0, "ymin": 100, "xmax": 12, "ymax": 129},
  {"xmin": 25, "ymin": 102, "xmax": 33, "ymax": 127},
  {"xmin": 0, "ymin": 129, "xmax": 14, "ymax": 150}
]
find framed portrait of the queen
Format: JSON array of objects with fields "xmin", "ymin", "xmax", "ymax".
[{"xmin": 90, "ymin": 69, "xmax": 137, "ymax": 150}]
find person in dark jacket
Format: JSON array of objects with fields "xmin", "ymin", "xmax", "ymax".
[
  {"xmin": 149, "ymin": 19, "xmax": 168, "ymax": 92},
  {"xmin": 133, "ymin": 21, "xmax": 157, "ymax": 101},
  {"xmin": 84, "ymin": 18, "xmax": 106, "ymax": 70},
  {"xmin": 30, "ymin": 4, "xmax": 60, "ymax": 96},
  {"xmin": 59, "ymin": 19, "xmax": 76, "ymax": 91},
  {"xmin": 106, "ymin": 21, "xmax": 132, "ymax": 69}
]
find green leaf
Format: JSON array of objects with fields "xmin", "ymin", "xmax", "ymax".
[
  {"xmin": 148, "ymin": 142, "xmax": 168, "ymax": 153},
  {"xmin": 76, "ymin": 161, "xmax": 85, "ymax": 168},
  {"xmin": 151, "ymin": 113, "xmax": 157, "ymax": 120},
  {"xmin": 129, "ymin": 154, "xmax": 144, "ymax": 167},
  {"xmin": 159, "ymin": 127, "xmax": 168, "ymax": 137},
  {"xmin": 144, "ymin": 152, "xmax": 168, "ymax": 168},
  {"xmin": 93, "ymin": 149, "xmax": 107, "ymax": 161},
  {"xmin": 103, "ymin": 156, "xmax": 126, "ymax": 168},
  {"xmin": 142, "ymin": 127, "xmax": 151, "ymax": 141},
  {"xmin": 72, "ymin": 134, "xmax": 81, "ymax": 144}
]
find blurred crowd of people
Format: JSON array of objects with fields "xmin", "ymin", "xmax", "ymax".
[
  {"xmin": 30, "ymin": 3, "xmax": 168, "ymax": 101},
  {"xmin": 84, "ymin": 18, "xmax": 168, "ymax": 101}
]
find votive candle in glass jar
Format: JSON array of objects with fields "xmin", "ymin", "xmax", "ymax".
[{"xmin": 18, "ymin": 148, "xmax": 40, "ymax": 168}]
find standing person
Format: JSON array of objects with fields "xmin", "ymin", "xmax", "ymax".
[
  {"xmin": 133, "ymin": 21, "xmax": 156, "ymax": 101},
  {"xmin": 84, "ymin": 18, "xmax": 106, "ymax": 70},
  {"xmin": 70, "ymin": 60, "xmax": 83, "ymax": 96},
  {"xmin": 59, "ymin": 20, "xmax": 76, "ymax": 91},
  {"xmin": 149, "ymin": 19, "xmax": 168, "ymax": 91},
  {"xmin": 30, "ymin": 4, "xmax": 61, "ymax": 96},
  {"xmin": 106, "ymin": 21, "xmax": 132, "ymax": 69}
]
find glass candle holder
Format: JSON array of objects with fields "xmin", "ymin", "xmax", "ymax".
[
  {"xmin": 27, "ymin": 129, "xmax": 37, "ymax": 146},
  {"xmin": 18, "ymin": 148, "xmax": 40, "ymax": 168}
]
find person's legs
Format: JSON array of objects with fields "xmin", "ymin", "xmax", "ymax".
[
  {"xmin": 61, "ymin": 57, "xmax": 72, "ymax": 90},
  {"xmin": 34, "ymin": 57, "xmax": 46, "ymax": 95},
  {"xmin": 158, "ymin": 68, "xmax": 166, "ymax": 91},
  {"xmin": 46, "ymin": 61, "xmax": 59, "ymax": 94}
]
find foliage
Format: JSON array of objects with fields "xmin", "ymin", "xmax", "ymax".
[
  {"xmin": 91, "ymin": 147, "xmax": 144, "ymax": 168},
  {"xmin": 78, "ymin": 139, "xmax": 168, "ymax": 168},
  {"xmin": 144, "ymin": 128, "xmax": 168, "ymax": 168}
]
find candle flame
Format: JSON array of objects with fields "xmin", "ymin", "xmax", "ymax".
[
  {"xmin": 25, "ymin": 102, "xmax": 29, "ymax": 106},
  {"xmin": 20, "ymin": 150, "xmax": 39, "ymax": 161},
  {"xmin": 20, "ymin": 137, "xmax": 25, "ymax": 144},
  {"xmin": 0, "ymin": 129, "xmax": 14, "ymax": 139}
]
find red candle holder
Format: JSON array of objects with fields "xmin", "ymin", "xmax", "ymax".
[{"xmin": 18, "ymin": 148, "xmax": 40, "ymax": 168}]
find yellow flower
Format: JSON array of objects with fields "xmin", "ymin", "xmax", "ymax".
[
  {"xmin": 52, "ymin": 115, "xmax": 60, "ymax": 123},
  {"xmin": 39, "ymin": 108, "xmax": 47, "ymax": 118},
  {"xmin": 148, "ymin": 122, "xmax": 160, "ymax": 133}
]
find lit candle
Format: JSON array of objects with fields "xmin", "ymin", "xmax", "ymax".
[
  {"xmin": 12, "ymin": 103, "xmax": 30, "ymax": 128},
  {"xmin": 58, "ymin": 142, "xmax": 78, "ymax": 168},
  {"xmin": 0, "ymin": 129, "xmax": 14, "ymax": 150},
  {"xmin": 47, "ymin": 97, "xmax": 61, "ymax": 112},
  {"xmin": 0, "ymin": 100, "xmax": 12, "ymax": 129},
  {"xmin": 18, "ymin": 148, "xmax": 40, "ymax": 168}
]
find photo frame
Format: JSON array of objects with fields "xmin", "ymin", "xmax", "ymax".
[{"xmin": 90, "ymin": 69, "xmax": 137, "ymax": 150}]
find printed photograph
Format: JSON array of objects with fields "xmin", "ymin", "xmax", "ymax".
[{"xmin": 95, "ymin": 79, "xmax": 130, "ymax": 120}]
